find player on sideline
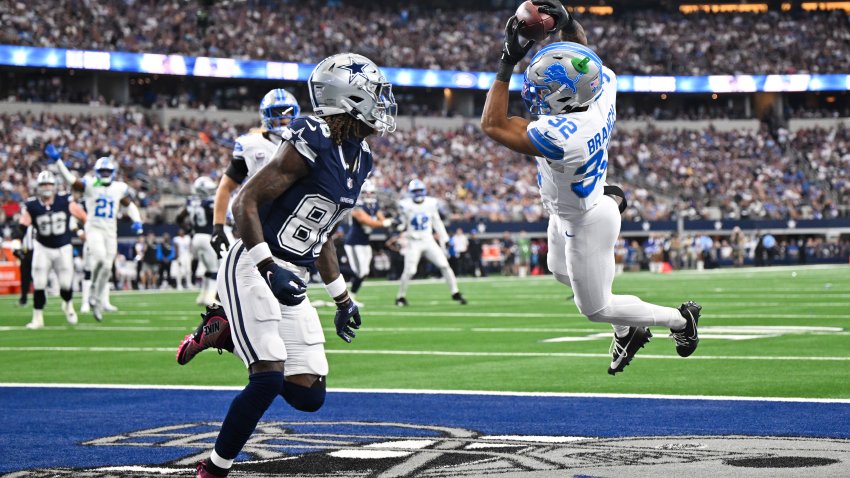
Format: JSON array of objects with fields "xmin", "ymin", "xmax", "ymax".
[
  {"xmin": 177, "ymin": 176, "xmax": 220, "ymax": 306},
  {"xmin": 395, "ymin": 179, "xmax": 467, "ymax": 307},
  {"xmin": 479, "ymin": 1, "xmax": 700, "ymax": 375},
  {"xmin": 173, "ymin": 228, "xmax": 192, "ymax": 290},
  {"xmin": 46, "ymin": 146, "xmax": 144, "ymax": 322},
  {"xmin": 17, "ymin": 171, "xmax": 87, "ymax": 329},
  {"xmin": 209, "ymin": 88, "xmax": 301, "ymax": 260},
  {"xmin": 344, "ymin": 179, "xmax": 392, "ymax": 306},
  {"xmin": 195, "ymin": 52, "xmax": 396, "ymax": 478}
]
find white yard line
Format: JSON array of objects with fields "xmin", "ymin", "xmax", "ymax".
[
  {"xmin": 0, "ymin": 382, "xmax": 848, "ymax": 404},
  {"xmin": 0, "ymin": 346, "xmax": 848, "ymax": 362}
]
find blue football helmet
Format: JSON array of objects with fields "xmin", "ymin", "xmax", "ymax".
[
  {"xmin": 260, "ymin": 88, "xmax": 300, "ymax": 134},
  {"xmin": 522, "ymin": 42, "xmax": 605, "ymax": 116},
  {"xmin": 408, "ymin": 179, "xmax": 426, "ymax": 203},
  {"xmin": 94, "ymin": 157, "xmax": 116, "ymax": 186}
]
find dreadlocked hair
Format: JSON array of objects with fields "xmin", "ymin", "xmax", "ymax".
[{"xmin": 324, "ymin": 114, "xmax": 375, "ymax": 145}]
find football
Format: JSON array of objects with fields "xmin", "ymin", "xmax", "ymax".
[{"xmin": 516, "ymin": 0, "xmax": 556, "ymax": 42}]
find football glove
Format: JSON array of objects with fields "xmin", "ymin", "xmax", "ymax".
[
  {"xmin": 531, "ymin": 0, "xmax": 572, "ymax": 33},
  {"xmin": 44, "ymin": 144, "xmax": 61, "ymax": 162},
  {"xmin": 501, "ymin": 15, "xmax": 536, "ymax": 66},
  {"xmin": 131, "ymin": 222, "xmax": 144, "ymax": 235},
  {"xmin": 258, "ymin": 260, "xmax": 307, "ymax": 307},
  {"xmin": 334, "ymin": 298, "xmax": 361, "ymax": 343},
  {"xmin": 210, "ymin": 224, "xmax": 230, "ymax": 259}
]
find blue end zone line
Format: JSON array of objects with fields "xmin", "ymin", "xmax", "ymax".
[{"xmin": 2, "ymin": 383, "xmax": 849, "ymax": 404}]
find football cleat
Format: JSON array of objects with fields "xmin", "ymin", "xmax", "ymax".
[
  {"xmin": 62, "ymin": 302, "xmax": 78, "ymax": 325},
  {"xmin": 196, "ymin": 460, "xmax": 228, "ymax": 478},
  {"xmin": 89, "ymin": 301, "xmax": 103, "ymax": 322},
  {"xmin": 671, "ymin": 301, "xmax": 702, "ymax": 357},
  {"xmin": 176, "ymin": 304, "xmax": 233, "ymax": 365},
  {"xmin": 25, "ymin": 321, "xmax": 44, "ymax": 330},
  {"xmin": 103, "ymin": 303, "xmax": 119, "ymax": 312},
  {"xmin": 451, "ymin": 292, "xmax": 467, "ymax": 305},
  {"xmin": 608, "ymin": 326, "xmax": 652, "ymax": 375},
  {"xmin": 395, "ymin": 297, "xmax": 408, "ymax": 307},
  {"xmin": 80, "ymin": 302, "xmax": 90, "ymax": 313}
]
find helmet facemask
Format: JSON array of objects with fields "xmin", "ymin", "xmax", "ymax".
[
  {"xmin": 37, "ymin": 179, "xmax": 56, "ymax": 200},
  {"xmin": 341, "ymin": 80, "xmax": 397, "ymax": 134}
]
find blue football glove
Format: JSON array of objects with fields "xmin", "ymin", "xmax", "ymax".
[
  {"xmin": 257, "ymin": 260, "xmax": 307, "ymax": 306},
  {"xmin": 131, "ymin": 222, "xmax": 144, "ymax": 235},
  {"xmin": 334, "ymin": 298, "xmax": 361, "ymax": 343},
  {"xmin": 44, "ymin": 144, "xmax": 61, "ymax": 162}
]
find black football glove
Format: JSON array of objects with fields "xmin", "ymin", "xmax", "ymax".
[
  {"xmin": 531, "ymin": 0, "xmax": 572, "ymax": 33},
  {"xmin": 210, "ymin": 224, "xmax": 230, "ymax": 259},
  {"xmin": 501, "ymin": 15, "xmax": 536, "ymax": 66},
  {"xmin": 257, "ymin": 259, "xmax": 307, "ymax": 306},
  {"xmin": 334, "ymin": 298, "xmax": 361, "ymax": 343}
]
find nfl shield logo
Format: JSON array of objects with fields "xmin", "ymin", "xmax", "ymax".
[{"xmin": 347, "ymin": 177, "xmax": 354, "ymax": 189}]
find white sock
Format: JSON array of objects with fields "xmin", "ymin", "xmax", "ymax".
[
  {"xmin": 32, "ymin": 309, "xmax": 44, "ymax": 326},
  {"xmin": 81, "ymin": 279, "xmax": 91, "ymax": 305},
  {"xmin": 210, "ymin": 449, "xmax": 233, "ymax": 469},
  {"xmin": 613, "ymin": 324, "xmax": 630, "ymax": 338}
]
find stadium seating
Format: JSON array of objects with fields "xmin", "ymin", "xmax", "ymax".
[{"xmin": 2, "ymin": 2, "xmax": 848, "ymax": 75}]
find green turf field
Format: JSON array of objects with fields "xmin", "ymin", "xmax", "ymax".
[{"xmin": 1, "ymin": 265, "xmax": 848, "ymax": 398}]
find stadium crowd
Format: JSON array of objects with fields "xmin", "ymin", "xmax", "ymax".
[
  {"xmin": 0, "ymin": 110, "xmax": 847, "ymax": 231},
  {"xmin": 2, "ymin": 1, "xmax": 849, "ymax": 75}
]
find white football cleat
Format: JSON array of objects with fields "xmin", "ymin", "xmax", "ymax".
[
  {"xmin": 80, "ymin": 302, "xmax": 91, "ymax": 313},
  {"xmin": 103, "ymin": 303, "xmax": 119, "ymax": 312},
  {"xmin": 26, "ymin": 320, "xmax": 44, "ymax": 330},
  {"xmin": 62, "ymin": 302, "xmax": 78, "ymax": 325}
]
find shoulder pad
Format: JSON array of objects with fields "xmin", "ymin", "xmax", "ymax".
[
  {"xmin": 285, "ymin": 116, "xmax": 331, "ymax": 164},
  {"xmin": 527, "ymin": 118, "xmax": 569, "ymax": 161}
]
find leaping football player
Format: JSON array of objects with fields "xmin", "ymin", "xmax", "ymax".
[
  {"xmin": 479, "ymin": 0, "xmax": 700, "ymax": 375},
  {"xmin": 193, "ymin": 53, "xmax": 396, "ymax": 478},
  {"xmin": 46, "ymin": 147, "xmax": 144, "ymax": 322},
  {"xmin": 17, "ymin": 171, "xmax": 87, "ymax": 329},
  {"xmin": 343, "ymin": 178, "xmax": 392, "ymax": 306},
  {"xmin": 394, "ymin": 179, "xmax": 467, "ymax": 307}
]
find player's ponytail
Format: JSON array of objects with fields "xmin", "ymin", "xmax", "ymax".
[{"xmin": 325, "ymin": 114, "xmax": 375, "ymax": 145}]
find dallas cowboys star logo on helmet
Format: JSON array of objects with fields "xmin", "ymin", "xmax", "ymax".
[{"xmin": 339, "ymin": 61, "xmax": 370, "ymax": 84}]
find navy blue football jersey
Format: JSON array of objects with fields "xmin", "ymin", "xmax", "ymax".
[
  {"xmin": 258, "ymin": 116, "xmax": 373, "ymax": 267},
  {"xmin": 25, "ymin": 194, "xmax": 73, "ymax": 248},
  {"xmin": 345, "ymin": 202, "xmax": 379, "ymax": 246},
  {"xmin": 186, "ymin": 197, "xmax": 214, "ymax": 235}
]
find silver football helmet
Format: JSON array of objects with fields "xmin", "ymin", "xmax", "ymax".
[
  {"xmin": 193, "ymin": 176, "xmax": 217, "ymax": 197},
  {"xmin": 522, "ymin": 42, "xmax": 605, "ymax": 115},
  {"xmin": 360, "ymin": 178, "xmax": 377, "ymax": 206},
  {"xmin": 36, "ymin": 170, "xmax": 57, "ymax": 199},
  {"xmin": 308, "ymin": 53, "xmax": 397, "ymax": 133}
]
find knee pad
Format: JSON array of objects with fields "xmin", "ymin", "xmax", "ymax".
[
  {"xmin": 60, "ymin": 289, "xmax": 73, "ymax": 302},
  {"xmin": 281, "ymin": 377, "xmax": 326, "ymax": 413},
  {"xmin": 33, "ymin": 290, "xmax": 46, "ymax": 310},
  {"xmin": 84, "ymin": 270, "xmax": 92, "ymax": 281},
  {"xmin": 205, "ymin": 271, "xmax": 217, "ymax": 280}
]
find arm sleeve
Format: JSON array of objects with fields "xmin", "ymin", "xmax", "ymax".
[
  {"xmin": 53, "ymin": 159, "xmax": 78, "ymax": 185},
  {"xmin": 125, "ymin": 200, "xmax": 142, "ymax": 223}
]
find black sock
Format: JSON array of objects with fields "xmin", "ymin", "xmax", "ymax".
[
  {"xmin": 213, "ymin": 371, "xmax": 283, "ymax": 462},
  {"xmin": 350, "ymin": 276, "xmax": 364, "ymax": 294},
  {"xmin": 60, "ymin": 288, "xmax": 72, "ymax": 302}
]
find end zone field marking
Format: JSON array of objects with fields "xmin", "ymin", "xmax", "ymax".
[
  {"xmin": 0, "ymin": 346, "xmax": 848, "ymax": 362},
  {"xmin": 1, "ymin": 382, "xmax": 849, "ymax": 404}
]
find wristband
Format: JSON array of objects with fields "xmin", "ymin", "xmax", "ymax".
[
  {"xmin": 496, "ymin": 62, "xmax": 515, "ymax": 83},
  {"xmin": 248, "ymin": 242, "xmax": 273, "ymax": 266},
  {"xmin": 324, "ymin": 275, "xmax": 347, "ymax": 301},
  {"xmin": 382, "ymin": 218, "xmax": 392, "ymax": 228}
]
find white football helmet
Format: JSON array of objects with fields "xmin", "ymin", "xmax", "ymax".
[
  {"xmin": 36, "ymin": 170, "xmax": 57, "ymax": 199},
  {"xmin": 260, "ymin": 88, "xmax": 300, "ymax": 134},
  {"xmin": 193, "ymin": 176, "xmax": 217, "ymax": 197},
  {"xmin": 522, "ymin": 42, "xmax": 605, "ymax": 115},
  {"xmin": 94, "ymin": 157, "xmax": 116, "ymax": 186},
  {"xmin": 308, "ymin": 53, "xmax": 397, "ymax": 133},
  {"xmin": 360, "ymin": 179, "xmax": 377, "ymax": 206},
  {"xmin": 408, "ymin": 179, "xmax": 426, "ymax": 203}
]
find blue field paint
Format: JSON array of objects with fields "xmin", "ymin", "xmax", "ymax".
[{"xmin": 1, "ymin": 387, "xmax": 849, "ymax": 473}]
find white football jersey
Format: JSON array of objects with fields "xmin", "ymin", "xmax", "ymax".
[
  {"xmin": 233, "ymin": 131, "xmax": 282, "ymax": 180},
  {"xmin": 398, "ymin": 196, "xmax": 448, "ymax": 243},
  {"xmin": 526, "ymin": 66, "xmax": 617, "ymax": 216},
  {"xmin": 82, "ymin": 179, "xmax": 130, "ymax": 237}
]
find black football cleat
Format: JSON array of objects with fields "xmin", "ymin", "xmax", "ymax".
[
  {"xmin": 176, "ymin": 303, "xmax": 233, "ymax": 365},
  {"xmin": 451, "ymin": 292, "xmax": 467, "ymax": 305},
  {"xmin": 395, "ymin": 297, "xmax": 409, "ymax": 307},
  {"xmin": 608, "ymin": 326, "xmax": 652, "ymax": 375},
  {"xmin": 671, "ymin": 301, "xmax": 701, "ymax": 357}
]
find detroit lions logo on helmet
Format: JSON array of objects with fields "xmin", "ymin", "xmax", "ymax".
[{"xmin": 543, "ymin": 62, "xmax": 583, "ymax": 95}]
